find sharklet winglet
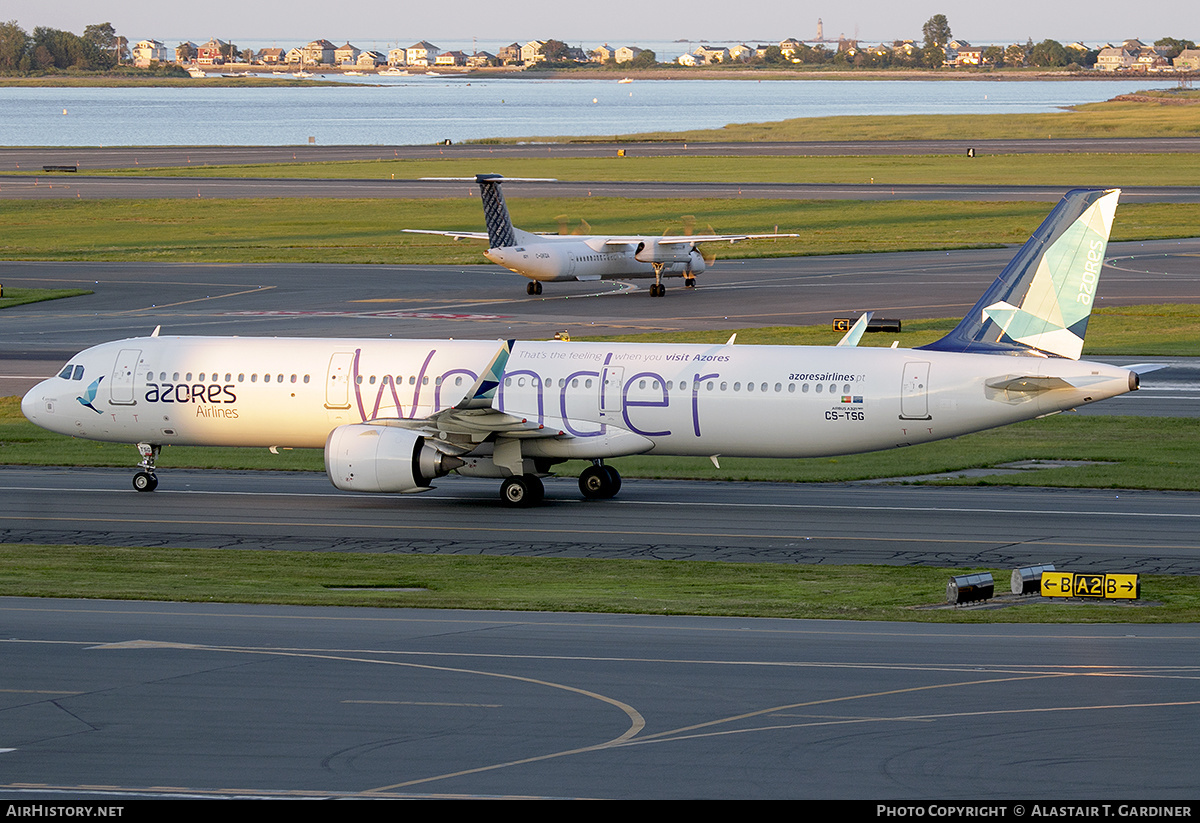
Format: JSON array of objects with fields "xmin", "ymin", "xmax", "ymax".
[{"xmin": 455, "ymin": 339, "xmax": 514, "ymax": 410}]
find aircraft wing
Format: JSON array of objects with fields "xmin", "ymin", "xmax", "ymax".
[
  {"xmin": 401, "ymin": 229, "xmax": 490, "ymax": 241},
  {"xmin": 366, "ymin": 340, "xmax": 566, "ymax": 452},
  {"xmin": 601, "ymin": 233, "xmax": 798, "ymax": 246}
]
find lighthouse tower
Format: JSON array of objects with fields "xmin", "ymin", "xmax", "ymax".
[{"xmin": 816, "ymin": 18, "xmax": 824, "ymax": 41}]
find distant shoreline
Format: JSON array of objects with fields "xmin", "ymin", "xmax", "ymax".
[{"xmin": 1, "ymin": 65, "xmax": 1185, "ymax": 87}]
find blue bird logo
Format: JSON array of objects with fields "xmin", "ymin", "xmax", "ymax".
[{"xmin": 76, "ymin": 376, "xmax": 104, "ymax": 414}]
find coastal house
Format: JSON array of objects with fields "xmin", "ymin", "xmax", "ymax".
[
  {"xmin": 676, "ymin": 52, "xmax": 703, "ymax": 67},
  {"xmin": 498, "ymin": 43, "xmax": 522, "ymax": 65},
  {"xmin": 467, "ymin": 51, "xmax": 496, "ymax": 68},
  {"xmin": 728, "ymin": 44, "xmax": 754, "ymax": 62},
  {"xmin": 590, "ymin": 44, "xmax": 614, "ymax": 63},
  {"xmin": 356, "ymin": 50, "xmax": 385, "ymax": 68},
  {"xmin": 614, "ymin": 46, "xmax": 644, "ymax": 64},
  {"xmin": 1174, "ymin": 49, "xmax": 1200, "ymax": 71},
  {"xmin": 175, "ymin": 42, "xmax": 198, "ymax": 64},
  {"xmin": 1096, "ymin": 43, "xmax": 1137, "ymax": 71},
  {"xmin": 406, "ymin": 41, "xmax": 439, "ymax": 66},
  {"xmin": 692, "ymin": 45, "xmax": 730, "ymax": 65},
  {"xmin": 197, "ymin": 39, "xmax": 229, "ymax": 65},
  {"xmin": 132, "ymin": 39, "xmax": 167, "ymax": 67},
  {"xmin": 387, "ymin": 48, "xmax": 407, "ymax": 66},
  {"xmin": 435, "ymin": 50, "xmax": 468, "ymax": 67},
  {"xmin": 285, "ymin": 47, "xmax": 305, "ymax": 64},
  {"xmin": 302, "ymin": 39, "xmax": 337, "ymax": 66},
  {"xmin": 257, "ymin": 47, "xmax": 284, "ymax": 65},
  {"xmin": 954, "ymin": 46, "xmax": 983, "ymax": 66},
  {"xmin": 335, "ymin": 43, "xmax": 360, "ymax": 66},
  {"xmin": 521, "ymin": 41, "xmax": 547, "ymax": 64},
  {"xmin": 1135, "ymin": 45, "xmax": 1170, "ymax": 71}
]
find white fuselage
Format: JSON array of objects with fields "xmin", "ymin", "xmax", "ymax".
[
  {"xmin": 22, "ymin": 336, "xmax": 1136, "ymax": 460},
  {"xmin": 483, "ymin": 236, "xmax": 706, "ymax": 282}
]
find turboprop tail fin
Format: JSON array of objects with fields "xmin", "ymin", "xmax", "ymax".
[
  {"xmin": 921, "ymin": 188, "xmax": 1120, "ymax": 360},
  {"xmin": 476, "ymin": 173, "xmax": 517, "ymax": 249}
]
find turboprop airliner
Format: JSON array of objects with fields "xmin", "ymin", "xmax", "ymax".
[
  {"xmin": 403, "ymin": 174, "xmax": 798, "ymax": 296},
  {"xmin": 23, "ymin": 189, "xmax": 1144, "ymax": 506}
]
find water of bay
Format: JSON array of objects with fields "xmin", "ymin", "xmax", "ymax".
[{"xmin": 0, "ymin": 77, "xmax": 1175, "ymax": 147}]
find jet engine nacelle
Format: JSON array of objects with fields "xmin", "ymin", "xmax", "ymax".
[
  {"xmin": 634, "ymin": 240, "xmax": 702, "ymax": 268},
  {"xmin": 325, "ymin": 424, "xmax": 463, "ymax": 493}
]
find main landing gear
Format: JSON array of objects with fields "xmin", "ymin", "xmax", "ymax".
[
  {"xmin": 526, "ymin": 281, "xmax": 543, "ymax": 295},
  {"xmin": 497, "ymin": 462, "xmax": 623, "ymax": 507},
  {"xmin": 500, "ymin": 474, "xmax": 545, "ymax": 507},
  {"xmin": 579, "ymin": 461, "xmax": 621, "ymax": 500},
  {"xmin": 132, "ymin": 442, "xmax": 161, "ymax": 492}
]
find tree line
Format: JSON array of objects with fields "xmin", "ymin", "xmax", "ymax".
[{"xmin": 0, "ymin": 20, "xmax": 126, "ymax": 73}]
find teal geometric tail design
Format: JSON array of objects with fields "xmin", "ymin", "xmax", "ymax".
[{"xmin": 921, "ymin": 188, "xmax": 1120, "ymax": 359}]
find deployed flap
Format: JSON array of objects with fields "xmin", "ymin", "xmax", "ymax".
[{"xmin": 921, "ymin": 188, "xmax": 1120, "ymax": 359}]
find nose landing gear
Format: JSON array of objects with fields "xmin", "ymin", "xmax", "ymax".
[{"xmin": 132, "ymin": 442, "xmax": 160, "ymax": 492}]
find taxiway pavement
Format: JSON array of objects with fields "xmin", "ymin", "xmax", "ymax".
[{"xmin": 3, "ymin": 596, "xmax": 1198, "ymax": 799}]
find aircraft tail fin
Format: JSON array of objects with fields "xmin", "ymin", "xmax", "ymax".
[
  {"xmin": 476, "ymin": 174, "xmax": 517, "ymax": 249},
  {"xmin": 920, "ymin": 188, "xmax": 1120, "ymax": 360}
]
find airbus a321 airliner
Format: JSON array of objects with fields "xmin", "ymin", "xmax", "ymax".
[
  {"xmin": 403, "ymin": 174, "xmax": 798, "ymax": 296},
  {"xmin": 23, "ymin": 189, "xmax": 1145, "ymax": 506}
]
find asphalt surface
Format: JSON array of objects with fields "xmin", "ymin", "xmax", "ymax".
[
  {"xmin": 5, "ymin": 175, "xmax": 1200, "ymax": 202},
  {"xmin": 2, "ymin": 138, "xmax": 1199, "ymax": 171},
  {"xmin": 4, "ymin": 596, "xmax": 1199, "ymax": 799}
]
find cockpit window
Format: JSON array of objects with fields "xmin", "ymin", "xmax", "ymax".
[
  {"xmin": 59, "ymin": 365, "xmax": 74, "ymax": 379},
  {"xmin": 73, "ymin": 365, "xmax": 85, "ymax": 380}
]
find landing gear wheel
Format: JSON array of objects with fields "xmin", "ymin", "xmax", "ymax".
[
  {"xmin": 684, "ymin": 277, "xmax": 696, "ymax": 289},
  {"xmin": 526, "ymin": 281, "xmax": 543, "ymax": 295},
  {"xmin": 603, "ymin": 465, "xmax": 622, "ymax": 496},
  {"xmin": 650, "ymin": 282, "xmax": 666, "ymax": 297},
  {"xmin": 501, "ymin": 474, "xmax": 544, "ymax": 507},
  {"xmin": 132, "ymin": 471, "xmax": 158, "ymax": 492},
  {"xmin": 579, "ymin": 464, "xmax": 620, "ymax": 499}
]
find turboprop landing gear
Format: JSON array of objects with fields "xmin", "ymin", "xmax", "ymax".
[
  {"xmin": 500, "ymin": 474, "xmax": 545, "ymax": 507},
  {"xmin": 579, "ymin": 461, "xmax": 621, "ymax": 499},
  {"xmin": 133, "ymin": 442, "xmax": 161, "ymax": 492},
  {"xmin": 684, "ymin": 273, "xmax": 696, "ymax": 288},
  {"xmin": 526, "ymin": 281, "xmax": 543, "ymax": 295}
]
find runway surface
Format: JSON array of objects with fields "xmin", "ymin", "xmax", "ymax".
[
  {"xmin": 3, "ymin": 467, "xmax": 1199, "ymax": 573},
  {"xmin": 2, "ymin": 138, "xmax": 1199, "ymax": 171},
  {"xmin": 5, "ymin": 175, "xmax": 1200, "ymax": 203},
  {"xmin": 4, "ymin": 596, "xmax": 1199, "ymax": 799}
]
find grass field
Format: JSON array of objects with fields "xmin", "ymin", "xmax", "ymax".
[
  {"xmin": 2, "ymin": 544, "xmax": 1197, "ymax": 622},
  {"xmin": 535, "ymin": 98, "xmax": 1200, "ymax": 143},
  {"xmin": 3, "ymin": 198, "xmax": 1199, "ymax": 264},
  {"xmin": 95, "ymin": 153, "xmax": 1200, "ymax": 188},
  {"xmin": 0, "ymin": 286, "xmax": 93, "ymax": 308}
]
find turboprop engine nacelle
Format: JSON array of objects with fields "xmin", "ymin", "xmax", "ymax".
[
  {"xmin": 634, "ymin": 241, "xmax": 705, "ymax": 272},
  {"xmin": 325, "ymin": 424, "xmax": 463, "ymax": 493}
]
